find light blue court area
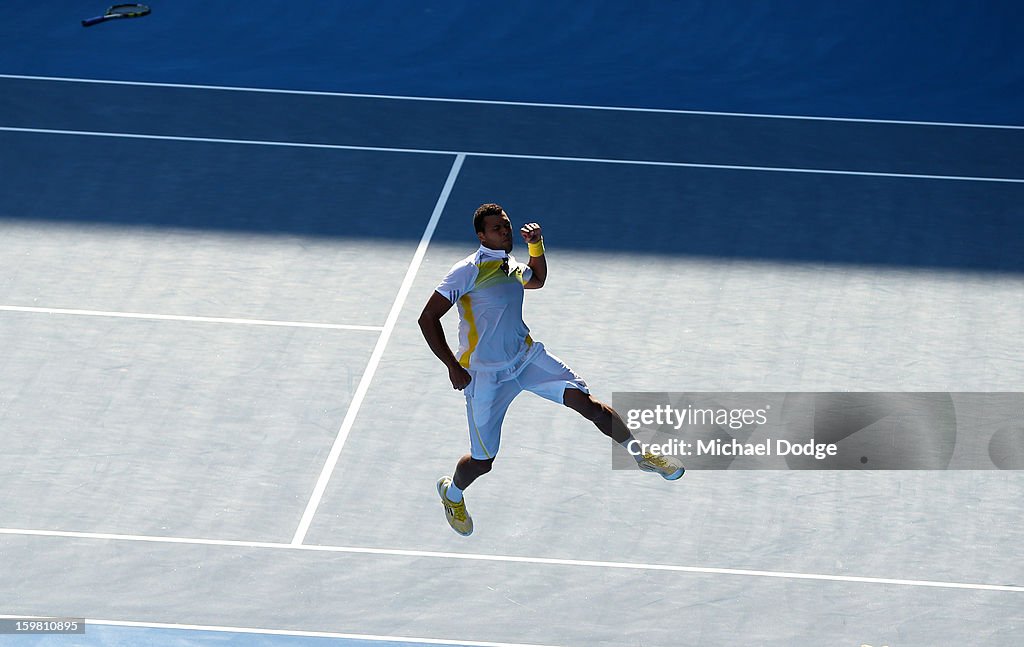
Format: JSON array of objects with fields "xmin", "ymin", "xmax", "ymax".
[{"xmin": 17, "ymin": 623, "xmax": 511, "ymax": 647}]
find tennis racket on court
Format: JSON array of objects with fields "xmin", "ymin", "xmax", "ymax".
[{"xmin": 82, "ymin": 3, "xmax": 150, "ymax": 27}]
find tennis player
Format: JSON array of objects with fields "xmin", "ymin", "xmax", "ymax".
[{"xmin": 418, "ymin": 203, "xmax": 684, "ymax": 536}]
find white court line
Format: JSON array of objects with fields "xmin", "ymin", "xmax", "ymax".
[
  {"xmin": 1, "ymin": 527, "xmax": 1021, "ymax": 594},
  {"xmin": 0, "ymin": 616, "xmax": 560, "ymax": 647},
  {"xmin": 0, "ymin": 305, "xmax": 382, "ymax": 331},
  {"xmin": 2, "ymin": 73, "xmax": 1022, "ymax": 130},
  {"xmin": 2, "ymin": 126, "xmax": 1022, "ymax": 184},
  {"xmin": 290, "ymin": 153, "xmax": 466, "ymax": 546}
]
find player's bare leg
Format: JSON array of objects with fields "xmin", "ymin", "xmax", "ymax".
[
  {"xmin": 437, "ymin": 454, "xmax": 493, "ymax": 536},
  {"xmin": 453, "ymin": 454, "xmax": 494, "ymax": 490},
  {"xmin": 562, "ymin": 387, "xmax": 630, "ymax": 443},
  {"xmin": 563, "ymin": 388, "xmax": 684, "ymax": 480}
]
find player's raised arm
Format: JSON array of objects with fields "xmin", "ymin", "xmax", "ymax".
[{"xmin": 521, "ymin": 222, "xmax": 546, "ymax": 289}]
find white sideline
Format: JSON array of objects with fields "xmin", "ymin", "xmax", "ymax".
[{"xmin": 289, "ymin": 154, "xmax": 466, "ymax": 545}]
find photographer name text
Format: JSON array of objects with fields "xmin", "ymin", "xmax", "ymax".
[{"xmin": 626, "ymin": 437, "xmax": 839, "ymax": 460}]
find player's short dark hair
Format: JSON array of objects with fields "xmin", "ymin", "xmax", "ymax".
[{"xmin": 474, "ymin": 203, "xmax": 505, "ymax": 233}]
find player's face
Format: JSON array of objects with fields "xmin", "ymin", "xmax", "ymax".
[{"xmin": 478, "ymin": 212, "xmax": 514, "ymax": 253}]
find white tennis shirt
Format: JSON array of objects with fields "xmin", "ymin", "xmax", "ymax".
[{"xmin": 435, "ymin": 245, "xmax": 535, "ymax": 372}]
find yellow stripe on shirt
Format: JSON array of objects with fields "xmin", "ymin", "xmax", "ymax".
[
  {"xmin": 458, "ymin": 293, "xmax": 479, "ymax": 368},
  {"xmin": 473, "ymin": 259, "xmax": 509, "ymax": 289}
]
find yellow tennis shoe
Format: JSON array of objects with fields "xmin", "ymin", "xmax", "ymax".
[
  {"xmin": 436, "ymin": 476, "xmax": 474, "ymax": 536},
  {"xmin": 638, "ymin": 452, "xmax": 685, "ymax": 480}
]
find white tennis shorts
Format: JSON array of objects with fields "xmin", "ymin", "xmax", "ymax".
[{"xmin": 464, "ymin": 342, "xmax": 589, "ymax": 460}]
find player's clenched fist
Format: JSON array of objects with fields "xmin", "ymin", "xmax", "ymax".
[
  {"xmin": 520, "ymin": 222, "xmax": 542, "ymax": 244},
  {"xmin": 448, "ymin": 363, "xmax": 472, "ymax": 390}
]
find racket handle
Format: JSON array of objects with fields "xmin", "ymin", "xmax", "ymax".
[{"xmin": 82, "ymin": 16, "xmax": 107, "ymax": 27}]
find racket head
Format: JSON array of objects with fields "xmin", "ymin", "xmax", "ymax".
[
  {"xmin": 107, "ymin": 3, "xmax": 151, "ymax": 18},
  {"xmin": 82, "ymin": 3, "xmax": 150, "ymax": 26}
]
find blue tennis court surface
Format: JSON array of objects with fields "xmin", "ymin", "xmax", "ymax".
[
  {"xmin": 1, "ymin": 3, "xmax": 1022, "ymax": 647},
  {"xmin": 17, "ymin": 623, "xmax": 497, "ymax": 647},
  {"xmin": 3, "ymin": 1, "xmax": 1023, "ymax": 124}
]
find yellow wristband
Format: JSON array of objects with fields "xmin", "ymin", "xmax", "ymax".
[{"xmin": 528, "ymin": 238, "xmax": 545, "ymax": 257}]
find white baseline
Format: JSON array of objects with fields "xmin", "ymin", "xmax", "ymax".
[
  {"xmin": 0, "ymin": 615, "xmax": 561, "ymax": 647},
  {"xmin": 0, "ymin": 527, "xmax": 1020, "ymax": 594},
  {"xmin": 1, "ymin": 73, "xmax": 1022, "ymax": 130}
]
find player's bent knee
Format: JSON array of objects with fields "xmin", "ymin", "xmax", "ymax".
[
  {"xmin": 471, "ymin": 457, "xmax": 495, "ymax": 474},
  {"xmin": 564, "ymin": 389, "xmax": 602, "ymax": 421}
]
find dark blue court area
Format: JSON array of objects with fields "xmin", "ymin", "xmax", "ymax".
[
  {"xmin": 2, "ymin": 76, "xmax": 1022, "ymax": 273},
  {"xmin": 3, "ymin": 1, "xmax": 1023, "ymax": 124}
]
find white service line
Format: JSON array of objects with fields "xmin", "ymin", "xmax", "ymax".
[
  {"xmin": 0, "ymin": 616, "xmax": 561, "ymax": 647},
  {"xmin": 1, "ymin": 527, "xmax": 1021, "ymax": 594},
  {"xmin": 290, "ymin": 153, "xmax": 466, "ymax": 546},
  {"xmin": 2, "ymin": 126, "xmax": 1021, "ymax": 184},
  {"xmin": 0, "ymin": 305, "xmax": 381, "ymax": 331},
  {"xmin": 2, "ymin": 73, "xmax": 1022, "ymax": 130}
]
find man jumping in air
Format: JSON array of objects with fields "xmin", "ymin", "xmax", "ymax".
[{"xmin": 418, "ymin": 203, "xmax": 684, "ymax": 536}]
